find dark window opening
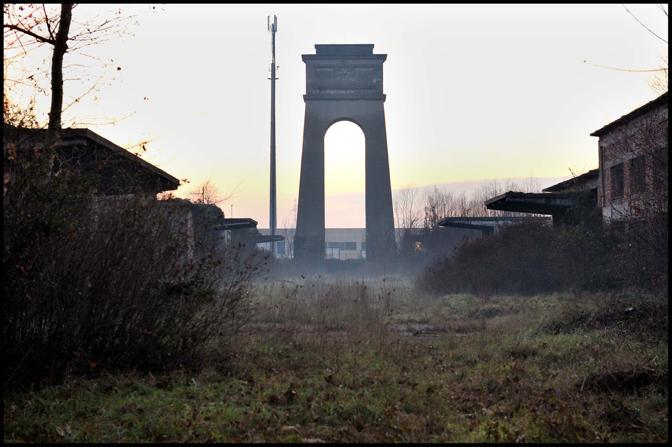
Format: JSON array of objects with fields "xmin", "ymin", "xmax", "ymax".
[
  {"xmin": 629, "ymin": 156, "xmax": 646, "ymax": 194},
  {"xmin": 611, "ymin": 163, "xmax": 624, "ymax": 198},
  {"xmin": 651, "ymin": 146, "xmax": 668, "ymax": 193}
]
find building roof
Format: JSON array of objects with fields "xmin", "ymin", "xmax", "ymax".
[
  {"xmin": 61, "ymin": 128, "xmax": 180, "ymax": 187},
  {"xmin": 437, "ymin": 216, "xmax": 547, "ymax": 226},
  {"xmin": 542, "ymin": 168, "xmax": 599, "ymax": 192},
  {"xmin": 484, "ymin": 191, "xmax": 579, "ymax": 215},
  {"xmin": 438, "ymin": 221, "xmax": 496, "ymax": 234},
  {"xmin": 303, "ymin": 44, "xmax": 386, "ymax": 61},
  {"xmin": 253, "ymin": 234, "xmax": 285, "ymax": 244},
  {"xmin": 315, "ymin": 44, "xmax": 375, "ymax": 56},
  {"xmin": 590, "ymin": 92, "xmax": 669, "ymax": 137},
  {"xmin": 438, "ymin": 216, "xmax": 550, "ymax": 233},
  {"xmin": 219, "ymin": 218, "xmax": 285, "ymax": 244},
  {"xmin": 215, "ymin": 218, "xmax": 259, "ymax": 230},
  {"xmin": 5, "ymin": 126, "xmax": 180, "ymax": 193}
]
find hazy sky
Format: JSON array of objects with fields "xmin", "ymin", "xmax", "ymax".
[{"xmin": 5, "ymin": 4, "xmax": 668, "ymax": 227}]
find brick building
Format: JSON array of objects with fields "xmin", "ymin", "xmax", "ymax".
[
  {"xmin": 485, "ymin": 92, "xmax": 668, "ymax": 227},
  {"xmin": 590, "ymin": 92, "xmax": 668, "ymax": 224}
]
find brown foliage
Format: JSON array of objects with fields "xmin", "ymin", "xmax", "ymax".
[{"xmin": 3, "ymin": 129, "xmax": 258, "ymax": 389}]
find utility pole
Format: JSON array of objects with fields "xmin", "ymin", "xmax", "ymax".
[{"xmin": 268, "ymin": 14, "xmax": 278, "ymax": 256}]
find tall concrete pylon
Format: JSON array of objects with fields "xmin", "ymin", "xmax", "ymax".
[{"xmin": 294, "ymin": 44, "xmax": 396, "ymax": 266}]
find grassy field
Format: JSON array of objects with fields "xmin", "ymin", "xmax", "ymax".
[{"xmin": 4, "ymin": 277, "xmax": 668, "ymax": 442}]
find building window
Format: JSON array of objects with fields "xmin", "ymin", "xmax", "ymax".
[
  {"xmin": 610, "ymin": 163, "xmax": 624, "ymax": 198},
  {"xmin": 275, "ymin": 240, "xmax": 285, "ymax": 256},
  {"xmin": 326, "ymin": 241, "xmax": 357, "ymax": 251},
  {"xmin": 325, "ymin": 247, "xmax": 340, "ymax": 259},
  {"xmin": 629, "ymin": 156, "xmax": 646, "ymax": 194},
  {"xmin": 651, "ymin": 146, "xmax": 668, "ymax": 193}
]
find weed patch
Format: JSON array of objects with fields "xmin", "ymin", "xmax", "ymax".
[
  {"xmin": 580, "ymin": 367, "xmax": 666, "ymax": 395},
  {"xmin": 4, "ymin": 282, "xmax": 668, "ymax": 443}
]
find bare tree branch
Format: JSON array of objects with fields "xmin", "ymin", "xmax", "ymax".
[
  {"xmin": 623, "ymin": 4, "xmax": 668, "ymax": 44},
  {"xmin": 3, "ymin": 23, "xmax": 55, "ymax": 45},
  {"xmin": 189, "ymin": 181, "xmax": 232, "ymax": 206},
  {"xmin": 583, "ymin": 60, "xmax": 667, "ymax": 72},
  {"xmin": 42, "ymin": 4, "xmax": 55, "ymax": 41},
  {"xmin": 4, "ymin": 4, "xmax": 140, "ymax": 129},
  {"xmin": 658, "ymin": 4, "xmax": 668, "ymax": 17}
]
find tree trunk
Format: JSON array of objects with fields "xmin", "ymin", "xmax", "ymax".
[{"xmin": 48, "ymin": 3, "xmax": 73, "ymax": 131}]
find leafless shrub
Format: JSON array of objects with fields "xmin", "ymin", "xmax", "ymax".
[
  {"xmin": 417, "ymin": 221, "xmax": 623, "ymax": 297},
  {"xmin": 3, "ymin": 128, "xmax": 258, "ymax": 388}
]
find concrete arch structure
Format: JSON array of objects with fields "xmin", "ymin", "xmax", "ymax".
[{"xmin": 294, "ymin": 44, "xmax": 396, "ymax": 265}]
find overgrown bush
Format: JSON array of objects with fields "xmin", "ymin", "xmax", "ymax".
[
  {"xmin": 417, "ymin": 219, "xmax": 665, "ymax": 297},
  {"xmin": 3, "ymin": 129, "xmax": 259, "ymax": 388},
  {"xmin": 612, "ymin": 214, "xmax": 668, "ymax": 293}
]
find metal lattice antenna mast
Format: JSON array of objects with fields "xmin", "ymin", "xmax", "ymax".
[{"xmin": 268, "ymin": 14, "xmax": 278, "ymax": 256}]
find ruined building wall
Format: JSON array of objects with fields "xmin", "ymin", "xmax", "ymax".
[{"xmin": 597, "ymin": 103, "xmax": 668, "ymax": 223}]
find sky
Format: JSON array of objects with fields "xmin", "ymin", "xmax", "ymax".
[{"xmin": 4, "ymin": 3, "xmax": 668, "ymax": 227}]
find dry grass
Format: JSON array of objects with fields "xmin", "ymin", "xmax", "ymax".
[{"xmin": 3, "ymin": 278, "xmax": 668, "ymax": 442}]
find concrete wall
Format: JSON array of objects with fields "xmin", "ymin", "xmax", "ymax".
[{"xmin": 294, "ymin": 45, "xmax": 395, "ymax": 265}]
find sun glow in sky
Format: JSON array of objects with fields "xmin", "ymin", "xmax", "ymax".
[
  {"xmin": 4, "ymin": 4, "xmax": 668, "ymax": 227},
  {"xmin": 325, "ymin": 121, "xmax": 366, "ymax": 227}
]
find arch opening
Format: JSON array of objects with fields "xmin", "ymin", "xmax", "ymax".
[{"xmin": 324, "ymin": 120, "xmax": 366, "ymax": 259}]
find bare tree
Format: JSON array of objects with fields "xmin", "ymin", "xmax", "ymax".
[
  {"xmin": 649, "ymin": 56, "xmax": 668, "ymax": 94},
  {"xmin": 5, "ymin": 4, "xmax": 68, "ymax": 130},
  {"xmin": 422, "ymin": 186, "xmax": 456, "ymax": 229},
  {"xmin": 622, "ymin": 4, "xmax": 667, "ymax": 44},
  {"xmin": 581, "ymin": 5, "xmax": 667, "ymax": 94},
  {"xmin": 189, "ymin": 180, "xmax": 230, "ymax": 207},
  {"xmin": 470, "ymin": 178, "xmax": 542, "ymax": 217},
  {"xmin": 419, "ymin": 177, "xmax": 544, "ymax": 229},
  {"xmin": 394, "ymin": 185, "xmax": 422, "ymax": 257},
  {"xmin": 394, "ymin": 186, "xmax": 421, "ymax": 231},
  {"xmin": 3, "ymin": 3, "xmax": 136, "ymax": 129}
]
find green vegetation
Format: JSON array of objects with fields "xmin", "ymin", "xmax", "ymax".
[{"xmin": 4, "ymin": 280, "xmax": 667, "ymax": 443}]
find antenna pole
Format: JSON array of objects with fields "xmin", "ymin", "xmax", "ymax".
[{"xmin": 268, "ymin": 14, "xmax": 278, "ymax": 256}]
